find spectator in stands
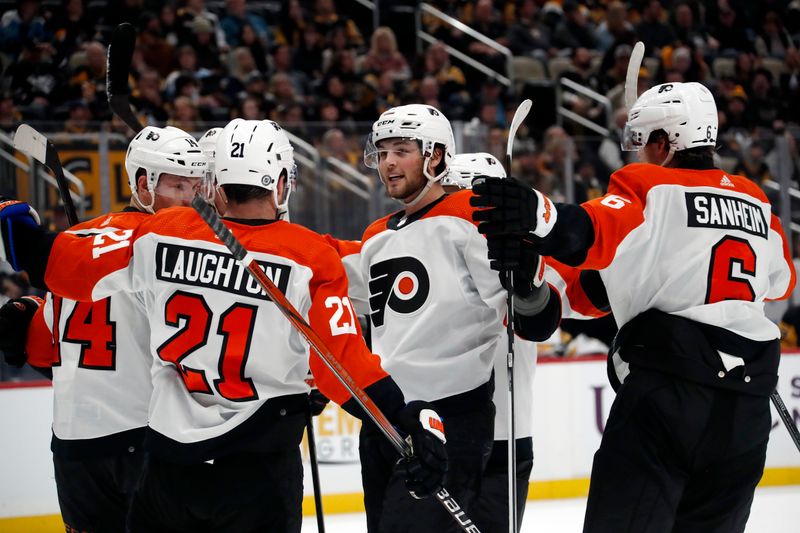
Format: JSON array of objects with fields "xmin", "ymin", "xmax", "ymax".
[
  {"xmin": 372, "ymin": 70, "xmax": 400, "ymax": 115},
  {"xmin": 275, "ymin": 102, "xmax": 307, "ymax": 138},
  {"xmin": 220, "ymin": 0, "xmax": 271, "ymax": 48},
  {"xmin": 241, "ymin": 23, "xmax": 269, "ymax": 74},
  {"xmin": 67, "ymin": 41, "xmax": 109, "ymax": 119},
  {"xmin": 665, "ymin": 45, "xmax": 708, "ymax": 83},
  {"xmin": 750, "ymin": 68, "xmax": 781, "ymax": 128},
  {"xmin": 167, "ymin": 95, "xmax": 202, "ymax": 132},
  {"xmin": 313, "ymin": 0, "xmax": 363, "ymax": 50},
  {"xmin": 362, "ymin": 27, "xmax": 410, "ymax": 81},
  {"xmin": 600, "ymin": 43, "xmax": 631, "ymax": 93},
  {"xmin": 709, "ymin": 2, "xmax": 755, "ymax": 56},
  {"xmin": 270, "ymin": 72, "xmax": 303, "ymax": 110},
  {"xmin": 507, "ymin": 0, "xmax": 552, "ymax": 60},
  {"xmin": 755, "ymin": 10, "xmax": 795, "ymax": 59},
  {"xmin": 293, "ymin": 22, "xmax": 325, "ymax": 81},
  {"xmin": 187, "ymin": 15, "xmax": 221, "ymax": 71},
  {"xmin": 0, "ymin": 0, "xmax": 49, "ymax": 59},
  {"xmin": 272, "ymin": 44, "xmax": 307, "ymax": 97},
  {"xmin": 0, "ymin": 93, "xmax": 21, "ymax": 131},
  {"xmin": 131, "ymin": 69, "xmax": 168, "ymax": 123},
  {"xmin": 635, "ymin": 0, "xmax": 675, "ymax": 57},
  {"xmin": 63, "ymin": 99, "xmax": 92, "ymax": 134},
  {"xmin": 417, "ymin": 75, "xmax": 443, "ymax": 111},
  {"xmin": 552, "ymin": 0, "xmax": 598, "ymax": 51},
  {"xmin": 164, "ymin": 45, "xmax": 202, "ymax": 100},
  {"xmin": 419, "ymin": 41, "xmax": 468, "ymax": 108},
  {"xmin": 177, "ymin": 0, "xmax": 228, "ymax": 52},
  {"xmin": 671, "ymin": 1, "xmax": 709, "ymax": 54},
  {"xmin": 733, "ymin": 51, "xmax": 756, "ymax": 91},
  {"xmin": 48, "ymin": 0, "xmax": 96, "ymax": 65},
  {"xmin": 461, "ymin": 0, "xmax": 509, "ymax": 74},
  {"xmin": 316, "ymin": 98, "xmax": 347, "ymax": 137},
  {"xmin": 99, "ymin": 0, "xmax": 143, "ymax": 39},
  {"xmin": 138, "ymin": 12, "xmax": 176, "ymax": 77},
  {"xmin": 159, "ymin": 4, "xmax": 180, "ymax": 47},
  {"xmin": 734, "ymin": 142, "xmax": 773, "ymax": 184},
  {"xmin": 237, "ymin": 94, "xmax": 264, "ymax": 120},
  {"xmin": 320, "ymin": 128, "xmax": 358, "ymax": 165},
  {"xmin": 721, "ymin": 84, "xmax": 752, "ymax": 132},
  {"xmin": 274, "ymin": 0, "xmax": 306, "ymax": 48},
  {"xmin": 596, "ymin": 1, "xmax": 634, "ymax": 52},
  {"xmin": 7, "ymin": 39, "xmax": 61, "ymax": 109}
]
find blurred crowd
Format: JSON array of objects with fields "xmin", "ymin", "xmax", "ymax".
[{"xmin": 2, "ymin": 0, "xmax": 800, "ymax": 201}]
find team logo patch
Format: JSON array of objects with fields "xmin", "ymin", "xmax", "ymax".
[{"xmin": 368, "ymin": 257, "xmax": 430, "ymax": 327}]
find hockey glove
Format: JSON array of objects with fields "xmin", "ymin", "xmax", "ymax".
[
  {"xmin": 0, "ymin": 198, "xmax": 41, "ymax": 271},
  {"xmin": 489, "ymin": 236, "xmax": 546, "ymax": 296},
  {"xmin": 470, "ymin": 177, "xmax": 556, "ymax": 239},
  {"xmin": 0, "ymin": 296, "xmax": 42, "ymax": 367},
  {"xmin": 394, "ymin": 401, "xmax": 448, "ymax": 499},
  {"xmin": 308, "ymin": 388, "xmax": 330, "ymax": 417}
]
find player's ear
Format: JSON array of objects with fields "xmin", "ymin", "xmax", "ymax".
[{"xmin": 428, "ymin": 146, "xmax": 444, "ymax": 175}]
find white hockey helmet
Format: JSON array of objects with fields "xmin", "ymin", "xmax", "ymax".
[
  {"xmin": 363, "ymin": 104, "xmax": 455, "ymax": 182},
  {"xmin": 215, "ymin": 119, "xmax": 297, "ymax": 213},
  {"xmin": 442, "ymin": 152, "xmax": 506, "ymax": 189},
  {"xmin": 198, "ymin": 127, "xmax": 222, "ymax": 161},
  {"xmin": 125, "ymin": 126, "xmax": 208, "ymax": 213},
  {"xmin": 621, "ymin": 81, "xmax": 718, "ymax": 155}
]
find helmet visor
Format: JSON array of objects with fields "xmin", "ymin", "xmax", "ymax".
[
  {"xmin": 154, "ymin": 174, "xmax": 210, "ymax": 205},
  {"xmin": 363, "ymin": 134, "xmax": 422, "ymax": 169},
  {"xmin": 620, "ymin": 122, "xmax": 644, "ymax": 152}
]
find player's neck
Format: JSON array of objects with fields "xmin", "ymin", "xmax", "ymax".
[
  {"xmin": 224, "ymin": 199, "xmax": 278, "ymax": 220},
  {"xmin": 403, "ymin": 182, "xmax": 445, "ymax": 217}
]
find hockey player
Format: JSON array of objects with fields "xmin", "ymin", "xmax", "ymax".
[
  {"xmin": 0, "ymin": 125, "xmax": 208, "ymax": 533},
  {"xmin": 471, "ymin": 81, "xmax": 796, "ymax": 532},
  {"xmin": 0, "ymin": 118, "xmax": 447, "ymax": 533},
  {"xmin": 358, "ymin": 105, "xmax": 561, "ymax": 531},
  {"xmin": 441, "ymin": 152, "xmax": 537, "ymax": 533}
]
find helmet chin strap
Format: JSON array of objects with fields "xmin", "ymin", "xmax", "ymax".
[
  {"xmin": 660, "ymin": 146, "xmax": 676, "ymax": 167},
  {"xmin": 401, "ymin": 179, "xmax": 435, "ymax": 208}
]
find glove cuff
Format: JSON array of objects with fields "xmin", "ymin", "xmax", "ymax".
[{"xmin": 531, "ymin": 190, "xmax": 557, "ymax": 238}]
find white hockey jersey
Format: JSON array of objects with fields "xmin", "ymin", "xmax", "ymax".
[
  {"xmin": 356, "ymin": 191, "xmax": 506, "ymax": 403},
  {"xmin": 26, "ymin": 211, "xmax": 152, "ymax": 458},
  {"xmin": 578, "ymin": 164, "xmax": 795, "ymax": 340},
  {"xmin": 41, "ymin": 207, "xmax": 392, "ymax": 461}
]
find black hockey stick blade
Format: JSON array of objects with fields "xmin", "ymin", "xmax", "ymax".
[
  {"xmin": 191, "ymin": 196, "xmax": 483, "ymax": 533},
  {"xmin": 14, "ymin": 125, "xmax": 79, "ymax": 226},
  {"xmin": 107, "ymin": 23, "xmax": 143, "ymax": 133},
  {"xmin": 771, "ymin": 390, "xmax": 800, "ymax": 453}
]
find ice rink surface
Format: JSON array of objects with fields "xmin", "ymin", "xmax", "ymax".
[{"xmin": 300, "ymin": 486, "xmax": 800, "ymax": 532}]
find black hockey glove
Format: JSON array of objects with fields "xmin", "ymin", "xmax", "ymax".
[
  {"xmin": 308, "ymin": 388, "xmax": 330, "ymax": 417},
  {"xmin": 394, "ymin": 401, "xmax": 448, "ymax": 499},
  {"xmin": 489, "ymin": 236, "xmax": 546, "ymax": 298},
  {"xmin": 470, "ymin": 177, "xmax": 556, "ymax": 239},
  {"xmin": 0, "ymin": 296, "xmax": 42, "ymax": 367}
]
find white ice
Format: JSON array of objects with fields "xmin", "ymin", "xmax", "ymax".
[{"xmin": 301, "ymin": 486, "xmax": 800, "ymax": 532}]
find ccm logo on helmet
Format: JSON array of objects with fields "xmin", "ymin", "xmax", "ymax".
[
  {"xmin": 376, "ymin": 119, "xmax": 395, "ymax": 127},
  {"xmin": 368, "ymin": 257, "xmax": 430, "ymax": 327}
]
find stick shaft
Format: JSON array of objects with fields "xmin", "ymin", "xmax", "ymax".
[
  {"xmin": 306, "ymin": 408, "xmax": 326, "ymax": 533},
  {"xmin": 771, "ymin": 390, "xmax": 800, "ymax": 453}
]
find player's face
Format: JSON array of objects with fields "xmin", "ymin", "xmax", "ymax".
[
  {"xmin": 376, "ymin": 139, "xmax": 427, "ymax": 201},
  {"xmin": 152, "ymin": 173, "xmax": 205, "ymax": 211}
]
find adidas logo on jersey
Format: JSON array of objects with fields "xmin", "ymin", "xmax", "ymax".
[{"xmin": 720, "ymin": 175, "xmax": 735, "ymax": 188}]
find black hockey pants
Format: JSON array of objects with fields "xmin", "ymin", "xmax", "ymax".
[
  {"xmin": 359, "ymin": 399, "xmax": 495, "ymax": 532},
  {"xmin": 54, "ymin": 448, "xmax": 145, "ymax": 533},
  {"xmin": 470, "ymin": 437, "xmax": 533, "ymax": 533},
  {"xmin": 583, "ymin": 367, "xmax": 771, "ymax": 533}
]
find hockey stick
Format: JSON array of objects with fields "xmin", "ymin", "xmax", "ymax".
[
  {"xmin": 13, "ymin": 125, "xmax": 79, "ymax": 226},
  {"xmin": 771, "ymin": 390, "xmax": 800, "ymax": 453},
  {"xmin": 306, "ymin": 406, "xmax": 326, "ymax": 532},
  {"xmin": 107, "ymin": 23, "xmax": 144, "ymax": 133},
  {"xmin": 191, "ymin": 197, "xmax": 482, "ymax": 533},
  {"xmin": 624, "ymin": 42, "xmax": 645, "ymax": 109},
  {"xmin": 503, "ymin": 98, "xmax": 532, "ymax": 533}
]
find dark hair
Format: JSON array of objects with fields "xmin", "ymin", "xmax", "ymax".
[
  {"xmin": 432, "ymin": 143, "xmax": 447, "ymax": 177},
  {"xmin": 647, "ymin": 129, "xmax": 715, "ymax": 169},
  {"xmin": 221, "ymin": 184, "xmax": 270, "ymax": 202}
]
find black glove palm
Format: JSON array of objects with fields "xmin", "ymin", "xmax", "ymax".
[
  {"xmin": 470, "ymin": 177, "xmax": 539, "ymax": 237},
  {"xmin": 0, "ymin": 296, "xmax": 41, "ymax": 367},
  {"xmin": 490, "ymin": 236, "xmax": 544, "ymax": 298},
  {"xmin": 394, "ymin": 401, "xmax": 448, "ymax": 499}
]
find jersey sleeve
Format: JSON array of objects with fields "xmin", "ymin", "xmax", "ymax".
[
  {"xmin": 306, "ymin": 246, "xmax": 389, "ymax": 406},
  {"xmin": 24, "ymin": 295, "xmax": 56, "ymax": 369},
  {"xmin": 545, "ymin": 260, "xmax": 611, "ymax": 319},
  {"xmin": 766, "ymin": 213, "xmax": 797, "ymax": 301},
  {"xmin": 576, "ymin": 170, "xmax": 646, "ymax": 270},
  {"xmin": 322, "ymin": 235, "xmax": 368, "ymax": 316},
  {"xmin": 43, "ymin": 226, "xmax": 141, "ymax": 302}
]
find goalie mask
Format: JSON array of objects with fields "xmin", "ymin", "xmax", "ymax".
[
  {"xmin": 215, "ymin": 119, "xmax": 297, "ymax": 213},
  {"xmin": 125, "ymin": 126, "xmax": 209, "ymax": 213},
  {"xmin": 442, "ymin": 152, "xmax": 505, "ymax": 189},
  {"xmin": 364, "ymin": 104, "xmax": 455, "ymax": 206}
]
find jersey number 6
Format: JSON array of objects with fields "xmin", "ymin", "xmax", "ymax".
[{"xmin": 705, "ymin": 235, "xmax": 756, "ymax": 304}]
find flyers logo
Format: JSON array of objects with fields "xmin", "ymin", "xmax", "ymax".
[
  {"xmin": 368, "ymin": 257, "xmax": 430, "ymax": 327},
  {"xmin": 542, "ymin": 197, "xmax": 552, "ymax": 224}
]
